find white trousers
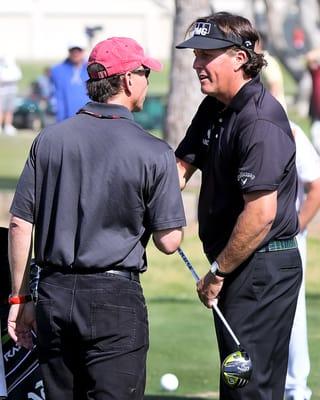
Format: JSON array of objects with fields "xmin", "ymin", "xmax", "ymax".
[
  {"xmin": 0, "ymin": 320, "xmax": 7, "ymax": 396},
  {"xmin": 285, "ymin": 232, "xmax": 312, "ymax": 400},
  {"xmin": 311, "ymin": 120, "xmax": 320, "ymax": 155}
]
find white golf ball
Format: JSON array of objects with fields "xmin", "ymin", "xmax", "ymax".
[{"xmin": 160, "ymin": 373, "xmax": 179, "ymax": 391}]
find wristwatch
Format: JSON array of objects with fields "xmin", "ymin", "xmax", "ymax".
[{"xmin": 210, "ymin": 261, "xmax": 230, "ymax": 278}]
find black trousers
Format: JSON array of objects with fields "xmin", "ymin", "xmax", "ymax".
[
  {"xmin": 35, "ymin": 269, "xmax": 149, "ymax": 400},
  {"xmin": 215, "ymin": 248, "xmax": 302, "ymax": 400}
]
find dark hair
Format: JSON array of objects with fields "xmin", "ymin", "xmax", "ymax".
[
  {"xmin": 86, "ymin": 63, "xmax": 123, "ymax": 103},
  {"xmin": 187, "ymin": 12, "xmax": 267, "ymax": 77}
]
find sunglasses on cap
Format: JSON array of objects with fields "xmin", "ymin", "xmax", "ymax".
[{"xmin": 131, "ymin": 66, "xmax": 151, "ymax": 78}]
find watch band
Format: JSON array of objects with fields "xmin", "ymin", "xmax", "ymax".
[
  {"xmin": 215, "ymin": 268, "xmax": 231, "ymax": 278},
  {"xmin": 8, "ymin": 294, "xmax": 33, "ymax": 305},
  {"xmin": 210, "ymin": 260, "xmax": 230, "ymax": 278}
]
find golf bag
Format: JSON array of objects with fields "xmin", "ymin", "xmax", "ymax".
[{"xmin": 0, "ymin": 227, "xmax": 45, "ymax": 399}]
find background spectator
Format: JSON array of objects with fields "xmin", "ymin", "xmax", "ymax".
[
  {"xmin": 256, "ymin": 31, "xmax": 287, "ymax": 111},
  {"xmin": 31, "ymin": 66, "xmax": 56, "ymax": 127},
  {"xmin": 306, "ymin": 47, "xmax": 320, "ymax": 154},
  {"xmin": 285, "ymin": 121, "xmax": 320, "ymax": 400},
  {"xmin": 50, "ymin": 38, "xmax": 89, "ymax": 122},
  {"xmin": 258, "ymin": 34, "xmax": 320, "ymax": 399},
  {"xmin": 0, "ymin": 55, "xmax": 22, "ymax": 135}
]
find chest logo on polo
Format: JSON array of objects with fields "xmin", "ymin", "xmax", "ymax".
[
  {"xmin": 237, "ymin": 171, "xmax": 255, "ymax": 186},
  {"xmin": 202, "ymin": 128, "xmax": 211, "ymax": 146}
]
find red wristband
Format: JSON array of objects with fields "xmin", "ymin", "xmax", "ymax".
[{"xmin": 8, "ymin": 294, "xmax": 33, "ymax": 304}]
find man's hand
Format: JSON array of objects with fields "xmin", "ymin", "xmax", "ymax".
[
  {"xmin": 196, "ymin": 272, "xmax": 224, "ymax": 308},
  {"xmin": 8, "ymin": 302, "xmax": 37, "ymax": 350},
  {"xmin": 176, "ymin": 158, "xmax": 197, "ymax": 190}
]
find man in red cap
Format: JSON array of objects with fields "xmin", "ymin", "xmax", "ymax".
[{"xmin": 7, "ymin": 37, "xmax": 186, "ymax": 399}]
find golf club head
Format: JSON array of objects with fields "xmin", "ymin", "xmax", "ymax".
[{"xmin": 221, "ymin": 349, "xmax": 252, "ymax": 389}]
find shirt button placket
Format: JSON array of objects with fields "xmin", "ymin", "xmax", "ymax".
[{"xmin": 215, "ymin": 117, "xmax": 223, "ymax": 139}]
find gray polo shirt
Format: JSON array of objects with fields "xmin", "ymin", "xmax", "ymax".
[{"xmin": 11, "ymin": 102, "xmax": 186, "ymax": 271}]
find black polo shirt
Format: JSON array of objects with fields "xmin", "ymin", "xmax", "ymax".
[
  {"xmin": 11, "ymin": 102, "xmax": 186, "ymax": 271},
  {"xmin": 176, "ymin": 75, "xmax": 299, "ymax": 259}
]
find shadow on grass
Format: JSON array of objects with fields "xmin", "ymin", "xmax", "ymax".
[{"xmin": 0, "ymin": 177, "xmax": 18, "ymax": 191}]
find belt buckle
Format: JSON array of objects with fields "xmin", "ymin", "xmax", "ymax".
[{"xmin": 106, "ymin": 269, "xmax": 139, "ymax": 282}]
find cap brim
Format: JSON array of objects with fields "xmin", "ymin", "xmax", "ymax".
[
  {"xmin": 68, "ymin": 46, "xmax": 85, "ymax": 51},
  {"xmin": 176, "ymin": 36, "xmax": 233, "ymax": 50},
  {"xmin": 142, "ymin": 56, "xmax": 163, "ymax": 72}
]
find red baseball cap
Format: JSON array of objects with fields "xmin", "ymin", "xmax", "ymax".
[{"xmin": 87, "ymin": 37, "xmax": 162, "ymax": 79}]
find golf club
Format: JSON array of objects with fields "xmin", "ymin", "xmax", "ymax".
[{"xmin": 177, "ymin": 247, "xmax": 253, "ymax": 389}]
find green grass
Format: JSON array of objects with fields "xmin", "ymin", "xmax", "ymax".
[
  {"xmin": 142, "ymin": 237, "xmax": 219, "ymax": 398},
  {"xmin": 306, "ymin": 237, "xmax": 320, "ymax": 294},
  {"xmin": 142, "ymin": 234, "xmax": 320, "ymax": 399},
  {"xmin": 0, "ymin": 132, "xmax": 36, "ymax": 190},
  {"xmin": 148, "ymin": 62, "xmax": 170, "ymax": 95},
  {"xmin": 305, "ymin": 237, "xmax": 320, "ymax": 400},
  {"xmin": 146, "ymin": 300, "xmax": 220, "ymax": 398}
]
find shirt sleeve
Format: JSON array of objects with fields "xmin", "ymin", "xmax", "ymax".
[
  {"xmin": 145, "ymin": 149, "xmax": 186, "ymax": 231},
  {"xmin": 10, "ymin": 138, "xmax": 38, "ymax": 223},
  {"xmin": 175, "ymin": 123, "xmax": 204, "ymax": 169},
  {"xmin": 175, "ymin": 97, "xmax": 214, "ymax": 170},
  {"xmin": 236, "ymin": 119, "xmax": 295, "ymax": 192}
]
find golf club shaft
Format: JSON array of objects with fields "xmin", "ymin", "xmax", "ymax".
[{"xmin": 177, "ymin": 247, "xmax": 241, "ymax": 348}]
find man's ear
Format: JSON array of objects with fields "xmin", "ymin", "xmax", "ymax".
[
  {"xmin": 233, "ymin": 49, "xmax": 248, "ymax": 71},
  {"xmin": 123, "ymin": 72, "xmax": 132, "ymax": 93}
]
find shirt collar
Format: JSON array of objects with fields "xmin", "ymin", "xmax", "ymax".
[
  {"xmin": 228, "ymin": 74, "xmax": 262, "ymax": 112},
  {"xmin": 80, "ymin": 102, "xmax": 134, "ymax": 120}
]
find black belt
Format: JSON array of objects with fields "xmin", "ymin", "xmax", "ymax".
[
  {"xmin": 257, "ymin": 238, "xmax": 297, "ymax": 253},
  {"xmin": 105, "ymin": 269, "xmax": 140, "ymax": 282},
  {"xmin": 41, "ymin": 265, "xmax": 140, "ymax": 282}
]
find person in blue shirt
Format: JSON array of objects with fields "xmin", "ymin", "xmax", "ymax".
[{"xmin": 51, "ymin": 42, "xmax": 89, "ymax": 122}]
